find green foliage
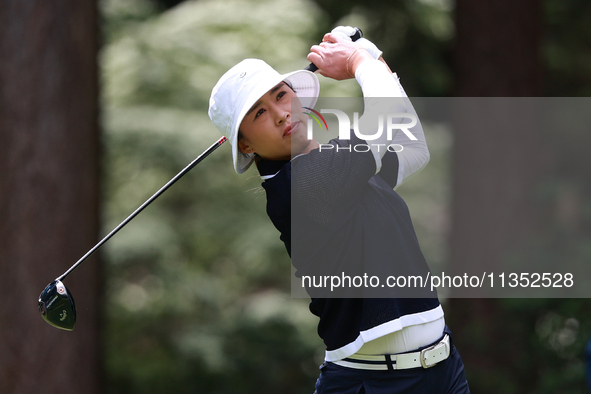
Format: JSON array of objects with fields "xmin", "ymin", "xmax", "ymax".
[
  {"xmin": 100, "ymin": 0, "xmax": 327, "ymax": 392},
  {"xmin": 99, "ymin": 1, "xmax": 456, "ymax": 391},
  {"xmin": 312, "ymin": 0, "xmax": 455, "ymax": 96},
  {"xmin": 100, "ymin": 0, "xmax": 591, "ymax": 392},
  {"xmin": 543, "ymin": 0, "xmax": 591, "ymax": 96}
]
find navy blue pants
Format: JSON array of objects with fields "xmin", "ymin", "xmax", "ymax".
[{"xmin": 314, "ymin": 327, "xmax": 470, "ymax": 394}]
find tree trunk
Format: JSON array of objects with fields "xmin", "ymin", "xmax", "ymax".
[
  {"xmin": 449, "ymin": 0, "xmax": 544, "ymax": 392},
  {"xmin": 0, "ymin": 1, "xmax": 101, "ymax": 393}
]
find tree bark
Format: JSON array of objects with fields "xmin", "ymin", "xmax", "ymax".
[
  {"xmin": 0, "ymin": 1, "xmax": 101, "ymax": 393},
  {"xmin": 454, "ymin": 0, "xmax": 543, "ymax": 97},
  {"xmin": 449, "ymin": 0, "xmax": 544, "ymax": 392}
]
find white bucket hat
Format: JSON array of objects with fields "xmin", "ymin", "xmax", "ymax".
[{"xmin": 208, "ymin": 59, "xmax": 320, "ymax": 173}]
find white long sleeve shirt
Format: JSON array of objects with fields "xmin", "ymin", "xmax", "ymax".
[{"xmin": 354, "ymin": 59, "xmax": 430, "ymax": 189}]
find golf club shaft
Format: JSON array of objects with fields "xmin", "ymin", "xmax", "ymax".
[
  {"xmin": 56, "ymin": 27, "xmax": 361, "ymax": 282},
  {"xmin": 56, "ymin": 136, "xmax": 228, "ymax": 281}
]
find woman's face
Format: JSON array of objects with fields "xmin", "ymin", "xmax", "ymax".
[{"xmin": 238, "ymin": 82, "xmax": 315, "ymax": 161}]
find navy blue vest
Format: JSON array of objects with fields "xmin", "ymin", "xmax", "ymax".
[{"xmin": 258, "ymin": 136, "xmax": 440, "ymax": 355}]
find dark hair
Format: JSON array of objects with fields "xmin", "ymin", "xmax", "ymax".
[{"xmin": 284, "ymin": 80, "xmax": 295, "ymax": 92}]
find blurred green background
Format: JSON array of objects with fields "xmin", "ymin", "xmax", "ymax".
[
  {"xmin": 2, "ymin": 0, "xmax": 591, "ymax": 393},
  {"xmin": 99, "ymin": 1, "xmax": 453, "ymax": 392}
]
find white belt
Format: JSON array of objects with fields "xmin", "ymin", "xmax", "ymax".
[{"xmin": 332, "ymin": 334, "xmax": 450, "ymax": 371}]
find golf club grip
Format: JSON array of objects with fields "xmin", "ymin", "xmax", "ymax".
[
  {"xmin": 304, "ymin": 27, "xmax": 363, "ymax": 72},
  {"xmin": 56, "ymin": 136, "xmax": 228, "ymax": 281}
]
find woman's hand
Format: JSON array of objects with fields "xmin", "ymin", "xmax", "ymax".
[{"xmin": 307, "ymin": 33, "xmax": 374, "ymax": 80}]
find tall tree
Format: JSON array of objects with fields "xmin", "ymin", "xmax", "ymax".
[
  {"xmin": 0, "ymin": 1, "xmax": 101, "ymax": 393},
  {"xmin": 449, "ymin": 0, "xmax": 544, "ymax": 392}
]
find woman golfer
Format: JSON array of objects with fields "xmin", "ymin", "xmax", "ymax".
[{"xmin": 209, "ymin": 28, "xmax": 470, "ymax": 393}]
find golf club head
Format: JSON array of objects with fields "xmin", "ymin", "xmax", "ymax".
[{"xmin": 38, "ymin": 279, "xmax": 76, "ymax": 331}]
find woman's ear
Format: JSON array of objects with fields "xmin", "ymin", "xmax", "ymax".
[{"xmin": 238, "ymin": 138, "xmax": 254, "ymax": 154}]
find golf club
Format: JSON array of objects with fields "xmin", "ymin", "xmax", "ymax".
[
  {"xmin": 39, "ymin": 26, "xmax": 363, "ymax": 331},
  {"xmin": 38, "ymin": 136, "xmax": 227, "ymax": 330}
]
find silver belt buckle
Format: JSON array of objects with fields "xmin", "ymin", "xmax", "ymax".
[{"xmin": 420, "ymin": 334, "xmax": 449, "ymax": 368}]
